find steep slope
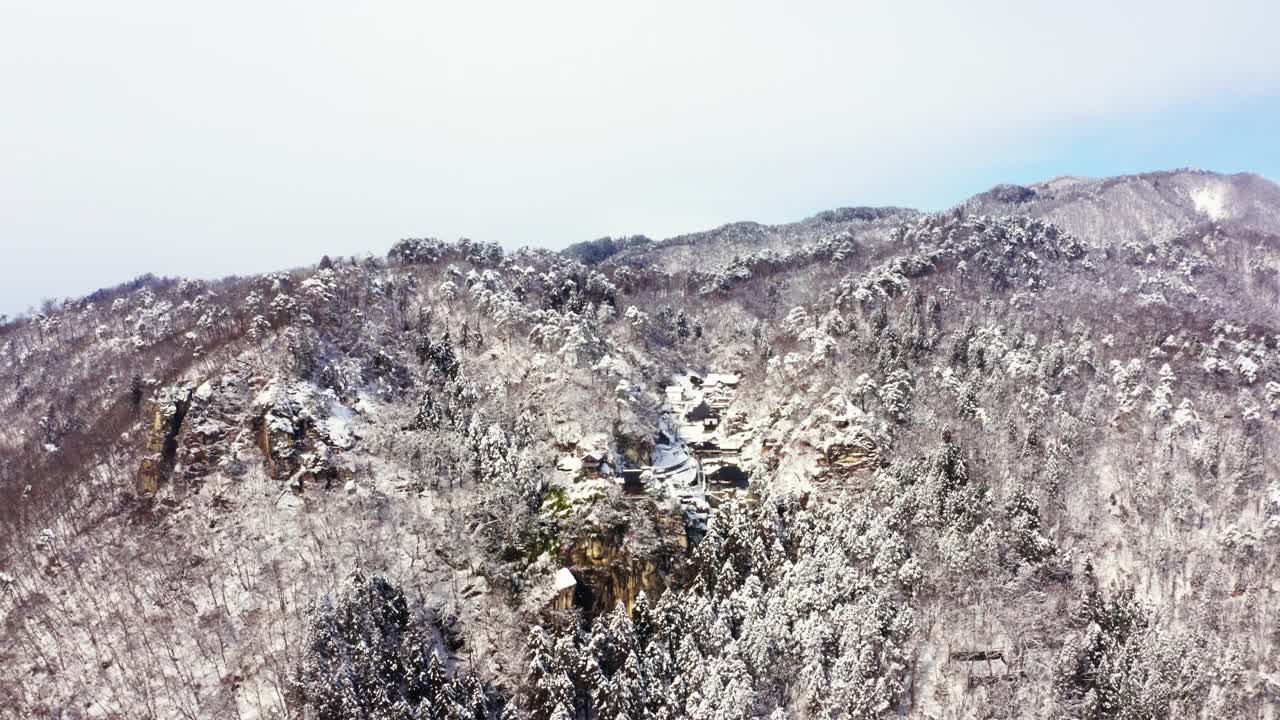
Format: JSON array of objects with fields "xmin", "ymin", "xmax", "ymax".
[{"xmin": 0, "ymin": 170, "xmax": 1278, "ymax": 720}]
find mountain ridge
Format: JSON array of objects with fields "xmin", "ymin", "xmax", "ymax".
[
  {"xmin": 1, "ymin": 167, "xmax": 1278, "ymax": 719},
  {"xmin": 6, "ymin": 168, "xmax": 1274, "ymax": 320}
]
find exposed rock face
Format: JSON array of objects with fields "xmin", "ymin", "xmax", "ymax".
[
  {"xmin": 558, "ymin": 502, "xmax": 687, "ymax": 617},
  {"xmin": 816, "ymin": 434, "xmax": 879, "ymax": 479},
  {"xmin": 254, "ymin": 405, "xmax": 305, "ymax": 481},
  {"xmin": 175, "ymin": 375, "xmax": 252, "ymax": 482},
  {"xmin": 251, "ymin": 381, "xmax": 354, "ymax": 487},
  {"xmin": 769, "ymin": 388, "xmax": 883, "ymax": 484},
  {"xmin": 136, "ymin": 385, "xmax": 195, "ymax": 494},
  {"xmin": 562, "ymin": 530, "xmax": 663, "ymax": 616},
  {"xmin": 138, "ymin": 375, "xmax": 355, "ymax": 493},
  {"xmin": 615, "ymin": 431, "xmax": 654, "ymax": 467}
]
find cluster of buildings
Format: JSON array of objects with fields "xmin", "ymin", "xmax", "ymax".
[{"xmin": 553, "ymin": 372, "xmax": 754, "ymax": 502}]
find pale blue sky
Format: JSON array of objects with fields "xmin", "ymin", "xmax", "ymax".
[{"xmin": 2, "ymin": 1, "xmax": 1279, "ymax": 315}]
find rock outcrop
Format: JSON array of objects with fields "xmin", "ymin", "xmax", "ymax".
[
  {"xmin": 175, "ymin": 374, "xmax": 253, "ymax": 482},
  {"xmin": 251, "ymin": 381, "xmax": 355, "ymax": 488},
  {"xmin": 136, "ymin": 384, "xmax": 195, "ymax": 494},
  {"xmin": 816, "ymin": 432, "xmax": 879, "ymax": 479},
  {"xmin": 557, "ymin": 500, "xmax": 687, "ymax": 617}
]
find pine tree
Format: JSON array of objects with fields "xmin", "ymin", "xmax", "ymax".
[
  {"xmin": 421, "ymin": 650, "xmax": 449, "ymax": 718},
  {"xmin": 128, "ymin": 373, "xmax": 144, "ymax": 412}
]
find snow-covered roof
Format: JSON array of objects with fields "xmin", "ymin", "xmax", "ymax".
[
  {"xmin": 554, "ymin": 568, "xmax": 577, "ymax": 591},
  {"xmin": 556, "ymin": 455, "xmax": 584, "ymax": 473},
  {"xmin": 705, "ymin": 373, "xmax": 739, "ymax": 386}
]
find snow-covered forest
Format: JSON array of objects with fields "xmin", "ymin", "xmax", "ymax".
[{"xmin": 2, "ymin": 169, "xmax": 1279, "ymax": 719}]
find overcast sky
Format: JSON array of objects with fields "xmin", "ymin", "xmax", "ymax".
[{"xmin": 3, "ymin": 1, "xmax": 1280, "ymax": 315}]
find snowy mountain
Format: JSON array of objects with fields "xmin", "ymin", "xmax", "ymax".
[{"xmin": 2, "ymin": 169, "xmax": 1279, "ymax": 719}]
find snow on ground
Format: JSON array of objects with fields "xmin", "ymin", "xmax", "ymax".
[
  {"xmin": 324, "ymin": 401, "xmax": 356, "ymax": 448},
  {"xmin": 1191, "ymin": 182, "xmax": 1230, "ymax": 221}
]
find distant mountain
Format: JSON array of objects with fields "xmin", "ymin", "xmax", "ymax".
[
  {"xmin": 602, "ymin": 205, "xmax": 917, "ymax": 272},
  {"xmin": 583, "ymin": 169, "xmax": 1280, "ymax": 274},
  {"xmin": 961, "ymin": 169, "xmax": 1280, "ymax": 244}
]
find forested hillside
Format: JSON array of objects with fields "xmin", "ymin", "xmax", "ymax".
[{"xmin": 2, "ymin": 169, "xmax": 1278, "ymax": 719}]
